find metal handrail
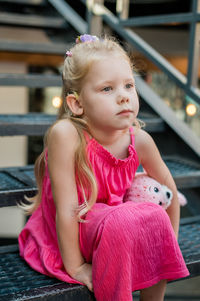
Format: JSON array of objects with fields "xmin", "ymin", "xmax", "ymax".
[
  {"xmin": 118, "ymin": 13, "xmax": 200, "ymax": 27},
  {"xmin": 48, "ymin": 0, "xmax": 87, "ymax": 34},
  {"xmin": 46, "ymin": 0, "xmax": 199, "ymax": 104},
  {"xmin": 83, "ymin": 0, "xmax": 200, "ymax": 105}
]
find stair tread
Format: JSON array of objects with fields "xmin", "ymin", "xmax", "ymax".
[
  {"xmin": 0, "ymin": 12, "xmax": 66, "ymax": 29},
  {"xmin": 0, "ymin": 243, "xmax": 91, "ymax": 300},
  {"xmin": 0, "ymin": 113, "xmax": 56, "ymax": 136},
  {"xmin": 0, "ymin": 113, "xmax": 56, "ymax": 124},
  {"xmin": 0, "ymin": 40, "xmax": 70, "ymax": 55},
  {"xmin": 0, "ymin": 156, "xmax": 200, "ymax": 207},
  {"xmin": 0, "ymin": 0, "xmax": 46, "ymax": 5},
  {"xmin": 0, "ymin": 73, "xmax": 62, "ymax": 87},
  {"xmin": 0, "ymin": 216, "xmax": 200, "ymax": 300},
  {"xmin": 0, "ymin": 113, "xmax": 165, "ymax": 136}
]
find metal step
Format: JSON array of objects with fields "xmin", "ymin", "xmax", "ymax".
[
  {"xmin": 0, "ymin": 157, "xmax": 200, "ymax": 207},
  {"xmin": 162, "ymin": 156, "xmax": 200, "ymax": 189},
  {"xmin": 0, "ymin": 113, "xmax": 165, "ymax": 136},
  {"xmin": 0, "ymin": 216, "xmax": 200, "ymax": 300},
  {"xmin": 137, "ymin": 156, "xmax": 200, "ymax": 189},
  {"xmin": 0, "ymin": 165, "xmax": 36, "ymax": 207},
  {"xmin": 0, "ymin": 73, "xmax": 62, "ymax": 87},
  {"xmin": 0, "ymin": 12, "xmax": 67, "ymax": 29},
  {"xmin": 0, "ymin": 0, "xmax": 45, "ymax": 5},
  {"xmin": 0, "ymin": 114, "xmax": 57, "ymax": 136},
  {"xmin": 0, "ymin": 40, "xmax": 70, "ymax": 55},
  {"xmin": 138, "ymin": 112, "xmax": 166, "ymax": 133}
]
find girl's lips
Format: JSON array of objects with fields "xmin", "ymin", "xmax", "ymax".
[{"xmin": 117, "ymin": 110, "xmax": 133, "ymax": 115}]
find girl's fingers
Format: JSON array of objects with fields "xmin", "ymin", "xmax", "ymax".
[{"xmin": 87, "ymin": 281, "xmax": 93, "ymax": 292}]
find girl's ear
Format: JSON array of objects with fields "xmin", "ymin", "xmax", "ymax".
[{"xmin": 66, "ymin": 94, "xmax": 83, "ymax": 116}]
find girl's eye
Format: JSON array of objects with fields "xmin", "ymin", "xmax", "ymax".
[
  {"xmin": 125, "ymin": 83, "xmax": 134, "ymax": 89},
  {"xmin": 102, "ymin": 86, "xmax": 112, "ymax": 92}
]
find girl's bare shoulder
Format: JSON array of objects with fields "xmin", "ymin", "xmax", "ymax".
[
  {"xmin": 134, "ymin": 128, "xmax": 155, "ymax": 162},
  {"xmin": 48, "ymin": 119, "xmax": 79, "ymax": 151},
  {"xmin": 50, "ymin": 119, "xmax": 78, "ymax": 139},
  {"xmin": 134, "ymin": 128, "xmax": 153, "ymax": 146}
]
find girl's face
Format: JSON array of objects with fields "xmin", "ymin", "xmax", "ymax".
[{"xmin": 79, "ymin": 55, "xmax": 139, "ymax": 133}]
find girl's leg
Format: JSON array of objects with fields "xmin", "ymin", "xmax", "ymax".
[
  {"xmin": 140, "ymin": 280, "xmax": 167, "ymax": 301},
  {"xmin": 91, "ymin": 210, "xmax": 134, "ymax": 301},
  {"xmin": 80, "ymin": 203, "xmax": 138, "ymax": 301}
]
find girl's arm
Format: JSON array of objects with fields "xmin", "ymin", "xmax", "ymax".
[
  {"xmin": 135, "ymin": 129, "xmax": 180, "ymax": 238},
  {"xmin": 48, "ymin": 120, "xmax": 92, "ymax": 290}
]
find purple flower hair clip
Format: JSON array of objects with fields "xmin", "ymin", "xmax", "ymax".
[
  {"xmin": 76, "ymin": 34, "xmax": 99, "ymax": 44},
  {"xmin": 66, "ymin": 50, "xmax": 72, "ymax": 57}
]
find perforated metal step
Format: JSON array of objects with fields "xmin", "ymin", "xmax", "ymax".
[
  {"xmin": 0, "ymin": 216, "xmax": 199, "ymax": 300},
  {"xmin": 0, "ymin": 73, "xmax": 62, "ymax": 87},
  {"xmin": 0, "ymin": 0, "xmax": 45, "ymax": 5},
  {"xmin": 0, "ymin": 156, "xmax": 200, "ymax": 207},
  {"xmin": 0, "ymin": 113, "xmax": 165, "ymax": 136},
  {"xmin": 0, "ymin": 40, "xmax": 69, "ymax": 55},
  {"xmin": 0, "ymin": 165, "xmax": 36, "ymax": 207},
  {"xmin": 0, "ymin": 247, "xmax": 94, "ymax": 301},
  {"xmin": 0, "ymin": 12, "xmax": 66, "ymax": 29},
  {"xmin": 0, "ymin": 114, "xmax": 56, "ymax": 136},
  {"xmin": 137, "ymin": 156, "xmax": 200, "ymax": 189},
  {"xmin": 163, "ymin": 156, "xmax": 200, "ymax": 189}
]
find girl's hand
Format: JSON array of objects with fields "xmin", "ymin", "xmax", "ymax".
[{"xmin": 73, "ymin": 263, "xmax": 93, "ymax": 292}]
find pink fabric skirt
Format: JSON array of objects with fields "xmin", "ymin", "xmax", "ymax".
[{"xmin": 79, "ymin": 201, "xmax": 189, "ymax": 301}]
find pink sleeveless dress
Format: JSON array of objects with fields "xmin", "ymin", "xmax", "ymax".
[{"xmin": 18, "ymin": 127, "xmax": 189, "ymax": 301}]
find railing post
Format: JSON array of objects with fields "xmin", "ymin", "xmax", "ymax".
[
  {"xmin": 187, "ymin": 0, "xmax": 200, "ymax": 89},
  {"xmin": 86, "ymin": 0, "xmax": 104, "ymax": 35},
  {"xmin": 116, "ymin": 0, "xmax": 130, "ymax": 19}
]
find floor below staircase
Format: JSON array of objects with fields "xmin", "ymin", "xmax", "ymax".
[
  {"xmin": 132, "ymin": 276, "xmax": 200, "ymax": 300},
  {"xmin": 166, "ymin": 276, "xmax": 200, "ymax": 300}
]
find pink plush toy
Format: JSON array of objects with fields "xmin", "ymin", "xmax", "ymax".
[{"xmin": 123, "ymin": 173, "xmax": 187, "ymax": 209}]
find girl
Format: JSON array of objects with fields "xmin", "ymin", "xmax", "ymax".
[{"xmin": 19, "ymin": 34, "xmax": 189, "ymax": 301}]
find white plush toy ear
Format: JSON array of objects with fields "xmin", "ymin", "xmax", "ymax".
[{"xmin": 177, "ymin": 191, "xmax": 187, "ymax": 206}]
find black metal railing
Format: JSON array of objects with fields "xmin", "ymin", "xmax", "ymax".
[
  {"xmin": 83, "ymin": 0, "xmax": 200, "ymax": 104},
  {"xmin": 78, "ymin": 0, "xmax": 200, "ymax": 156}
]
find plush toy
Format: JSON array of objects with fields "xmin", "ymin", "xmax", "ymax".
[{"xmin": 123, "ymin": 173, "xmax": 187, "ymax": 209}]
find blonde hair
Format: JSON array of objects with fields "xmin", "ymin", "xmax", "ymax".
[{"xmin": 22, "ymin": 36, "xmax": 142, "ymax": 218}]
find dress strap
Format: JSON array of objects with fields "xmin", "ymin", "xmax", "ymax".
[
  {"xmin": 83, "ymin": 131, "xmax": 91, "ymax": 144},
  {"xmin": 129, "ymin": 127, "xmax": 135, "ymax": 146},
  {"xmin": 44, "ymin": 148, "xmax": 48, "ymax": 167}
]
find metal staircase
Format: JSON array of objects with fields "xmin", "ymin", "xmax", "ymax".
[{"xmin": 0, "ymin": 0, "xmax": 200, "ymax": 300}]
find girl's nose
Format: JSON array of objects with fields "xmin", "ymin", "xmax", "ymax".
[{"xmin": 117, "ymin": 93, "xmax": 130, "ymax": 104}]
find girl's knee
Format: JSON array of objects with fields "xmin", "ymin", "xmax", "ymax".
[{"xmin": 102, "ymin": 207, "xmax": 133, "ymax": 242}]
